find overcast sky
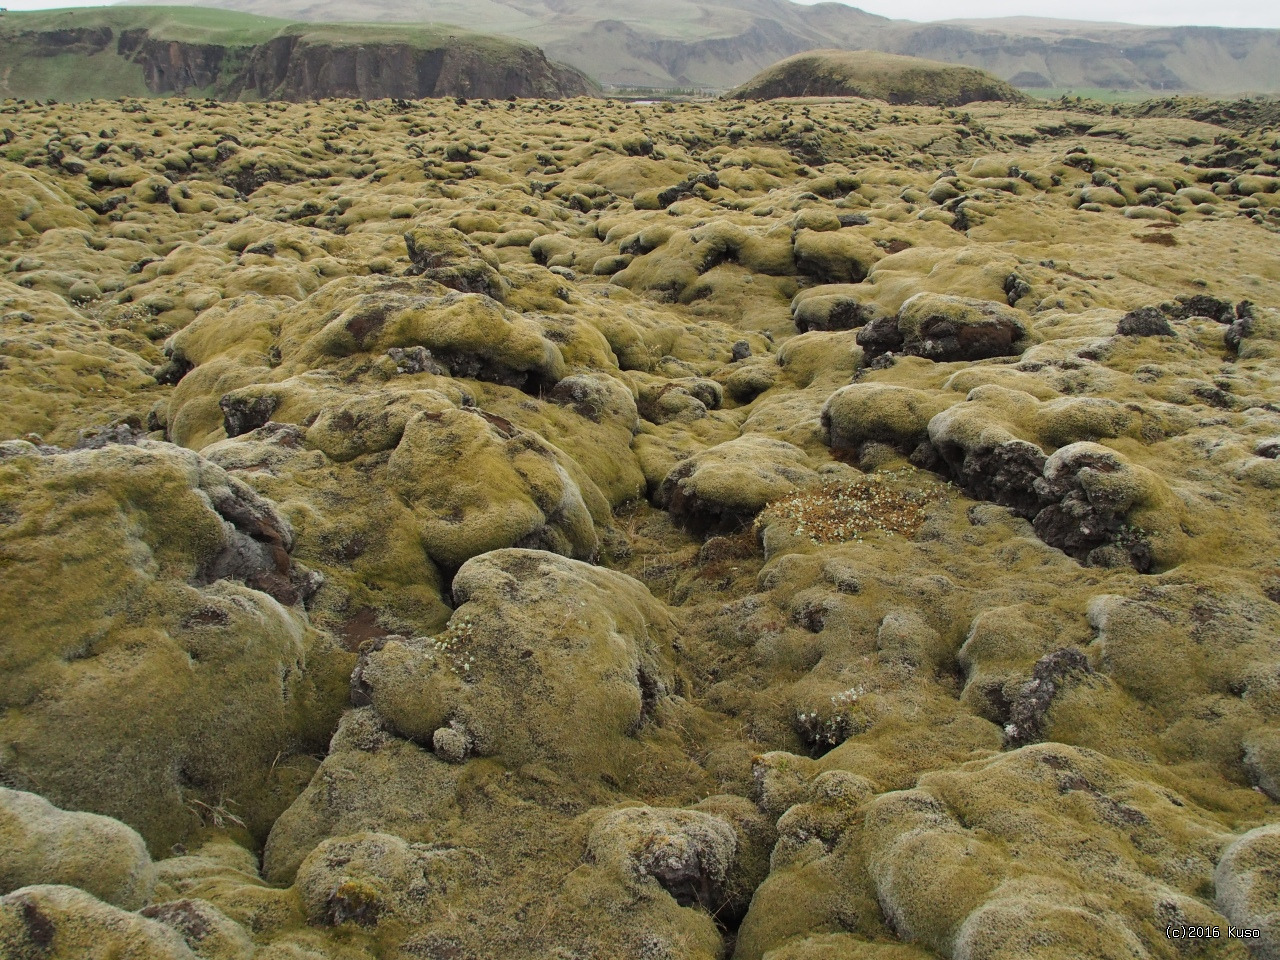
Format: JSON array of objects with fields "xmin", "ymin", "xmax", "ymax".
[
  {"xmin": 3, "ymin": 0, "xmax": 1277, "ymax": 29},
  {"xmin": 806, "ymin": 0, "xmax": 1280, "ymax": 29}
]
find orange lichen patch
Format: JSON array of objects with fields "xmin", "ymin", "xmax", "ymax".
[{"xmin": 755, "ymin": 469, "xmax": 951, "ymax": 544}]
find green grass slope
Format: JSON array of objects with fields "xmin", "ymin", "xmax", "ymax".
[{"xmin": 727, "ymin": 49, "xmax": 1026, "ymax": 106}]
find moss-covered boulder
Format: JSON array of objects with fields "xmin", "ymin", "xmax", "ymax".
[
  {"xmin": 403, "ymin": 223, "xmax": 509, "ymax": 301},
  {"xmin": 585, "ymin": 806, "xmax": 737, "ymax": 911},
  {"xmin": 0, "ymin": 441, "xmax": 347, "ymax": 851},
  {"xmin": 385, "ymin": 407, "xmax": 603, "ymax": 570},
  {"xmin": 295, "ymin": 831, "xmax": 486, "ymax": 929},
  {"xmin": 356, "ymin": 549, "xmax": 679, "ymax": 776},
  {"xmin": 289, "ymin": 280, "xmax": 567, "ymax": 393},
  {"xmin": 822, "ymin": 384, "xmax": 949, "ymax": 454},
  {"xmin": 655, "ymin": 436, "xmax": 820, "ymax": 530},
  {"xmin": 0, "ymin": 788, "xmax": 154, "ymax": 910},
  {"xmin": 880, "ymin": 293, "xmax": 1032, "ymax": 363},
  {"xmin": 0, "ymin": 885, "xmax": 198, "ymax": 960},
  {"xmin": 863, "ymin": 745, "xmax": 1239, "ymax": 959},
  {"xmin": 792, "ymin": 292, "xmax": 883, "ymax": 333},
  {"xmin": 1215, "ymin": 825, "xmax": 1280, "ymax": 959}
]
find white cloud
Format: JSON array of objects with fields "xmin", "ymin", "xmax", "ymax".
[
  {"xmin": 2, "ymin": 0, "xmax": 1275, "ymax": 28},
  {"xmin": 793, "ymin": 0, "xmax": 1280, "ymax": 29}
]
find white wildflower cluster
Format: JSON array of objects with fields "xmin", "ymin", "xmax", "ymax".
[
  {"xmin": 794, "ymin": 685, "xmax": 871, "ymax": 750},
  {"xmin": 428, "ymin": 614, "xmax": 479, "ymax": 679},
  {"xmin": 758, "ymin": 468, "xmax": 951, "ymax": 545}
]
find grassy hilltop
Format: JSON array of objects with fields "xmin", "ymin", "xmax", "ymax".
[
  {"xmin": 0, "ymin": 82, "xmax": 1279, "ymax": 960},
  {"xmin": 728, "ymin": 49, "xmax": 1027, "ymax": 106}
]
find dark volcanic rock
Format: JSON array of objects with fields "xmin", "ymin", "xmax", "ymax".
[
  {"xmin": 1004, "ymin": 648, "xmax": 1094, "ymax": 747},
  {"xmin": 855, "ymin": 313, "xmax": 907, "ymax": 357},
  {"xmin": 897, "ymin": 294, "xmax": 1029, "ymax": 362},
  {"xmin": 941, "ymin": 437, "xmax": 1047, "ymax": 517},
  {"xmin": 1163, "ymin": 294, "xmax": 1235, "ymax": 323},
  {"xmin": 859, "ymin": 295, "xmax": 1028, "ymax": 363},
  {"xmin": 219, "ymin": 393, "xmax": 278, "ymax": 438},
  {"xmin": 1117, "ymin": 306, "xmax": 1175, "ymax": 337},
  {"xmin": 1225, "ymin": 301, "xmax": 1256, "ymax": 352},
  {"xmin": 1032, "ymin": 443, "xmax": 1154, "ymax": 572}
]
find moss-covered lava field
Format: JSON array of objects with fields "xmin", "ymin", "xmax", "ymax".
[{"xmin": 1, "ymin": 90, "xmax": 1279, "ymax": 959}]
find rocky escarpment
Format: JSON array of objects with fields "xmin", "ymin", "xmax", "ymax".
[
  {"xmin": 119, "ymin": 30, "xmax": 593, "ymax": 101},
  {"xmin": 111, "ymin": 0, "xmax": 1280, "ymax": 93},
  {"xmin": 3, "ymin": 15, "xmax": 594, "ymax": 102}
]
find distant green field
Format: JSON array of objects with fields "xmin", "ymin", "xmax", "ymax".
[
  {"xmin": 1025, "ymin": 87, "xmax": 1162, "ymax": 104},
  {"xmin": 0, "ymin": 6, "xmax": 536, "ymax": 51},
  {"xmin": 0, "ymin": 6, "xmax": 292, "ymax": 44}
]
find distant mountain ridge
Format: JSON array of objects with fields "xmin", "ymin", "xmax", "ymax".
[{"xmin": 125, "ymin": 0, "xmax": 1280, "ymax": 93}]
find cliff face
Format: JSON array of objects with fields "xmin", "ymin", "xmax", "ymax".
[
  {"xmin": 117, "ymin": 29, "xmax": 230, "ymax": 93},
  {"xmin": 222, "ymin": 36, "xmax": 592, "ymax": 100},
  {"xmin": 3, "ymin": 22, "xmax": 593, "ymax": 101}
]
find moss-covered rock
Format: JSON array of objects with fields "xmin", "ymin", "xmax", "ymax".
[
  {"xmin": 295, "ymin": 831, "xmax": 486, "ymax": 929},
  {"xmin": 0, "ymin": 885, "xmax": 198, "ymax": 960},
  {"xmin": 889, "ymin": 293, "xmax": 1032, "ymax": 363},
  {"xmin": 0, "ymin": 788, "xmax": 154, "ymax": 910},
  {"xmin": 585, "ymin": 806, "xmax": 736, "ymax": 910},
  {"xmin": 403, "ymin": 223, "xmax": 509, "ymax": 300},
  {"xmin": 656, "ymin": 436, "xmax": 820, "ymax": 530},
  {"xmin": 822, "ymin": 384, "xmax": 949, "ymax": 454},
  {"xmin": 356, "ymin": 549, "xmax": 678, "ymax": 777},
  {"xmin": 864, "ymin": 745, "xmax": 1241, "ymax": 959},
  {"xmin": 289, "ymin": 280, "xmax": 567, "ymax": 393},
  {"xmin": 1215, "ymin": 825, "xmax": 1280, "ymax": 959},
  {"xmin": 792, "ymin": 292, "xmax": 883, "ymax": 333},
  {"xmin": 386, "ymin": 407, "xmax": 602, "ymax": 570},
  {"xmin": 0, "ymin": 442, "xmax": 346, "ymax": 851}
]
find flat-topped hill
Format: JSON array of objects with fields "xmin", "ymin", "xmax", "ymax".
[
  {"xmin": 0, "ymin": 6, "xmax": 594, "ymax": 101},
  {"xmin": 727, "ymin": 49, "xmax": 1025, "ymax": 105}
]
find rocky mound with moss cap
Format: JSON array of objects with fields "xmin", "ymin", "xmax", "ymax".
[
  {"xmin": 728, "ymin": 49, "xmax": 1025, "ymax": 106},
  {"xmin": 0, "ymin": 88, "xmax": 1279, "ymax": 960}
]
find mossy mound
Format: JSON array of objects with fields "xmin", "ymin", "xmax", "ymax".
[
  {"xmin": 0, "ymin": 788, "xmax": 154, "ymax": 910},
  {"xmin": 356, "ymin": 549, "xmax": 679, "ymax": 774},
  {"xmin": 0, "ymin": 885, "xmax": 199, "ymax": 960},
  {"xmin": 0, "ymin": 441, "xmax": 347, "ymax": 851},
  {"xmin": 655, "ymin": 436, "xmax": 822, "ymax": 530},
  {"xmin": 1215, "ymin": 825, "xmax": 1280, "ymax": 957},
  {"xmin": 728, "ymin": 50, "xmax": 1025, "ymax": 106}
]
